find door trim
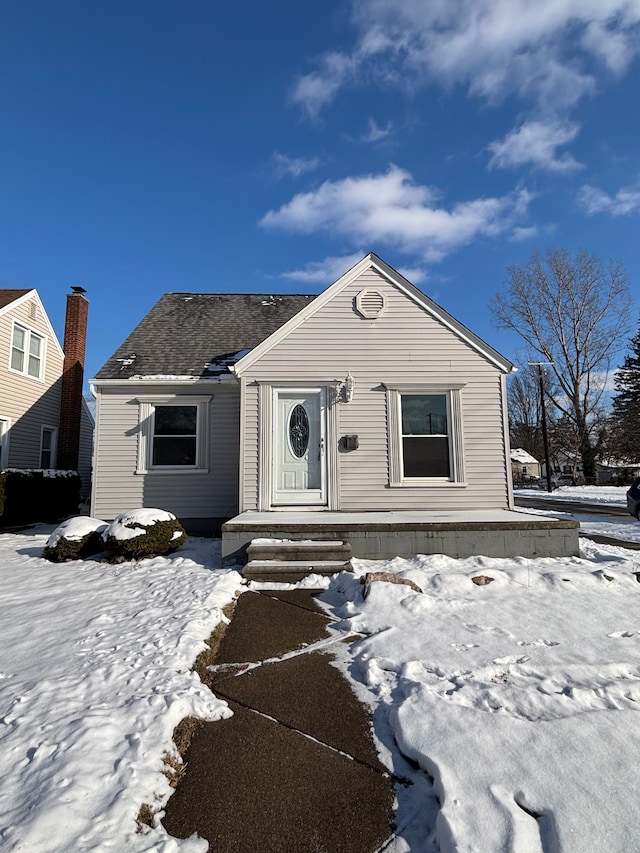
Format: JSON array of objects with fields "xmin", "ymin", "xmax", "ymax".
[
  {"xmin": 272, "ymin": 387, "xmax": 326, "ymax": 506},
  {"xmin": 257, "ymin": 383, "xmax": 340, "ymax": 511}
]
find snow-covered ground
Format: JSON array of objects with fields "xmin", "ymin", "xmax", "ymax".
[
  {"xmin": 515, "ymin": 485, "xmax": 628, "ymax": 506},
  {"xmin": 3, "ymin": 521, "xmax": 640, "ymax": 852},
  {"xmin": 0, "ymin": 528, "xmax": 243, "ymax": 853},
  {"xmin": 515, "ymin": 484, "xmax": 640, "ymax": 545},
  {"xmin": 326, "ymin": 542, "xmax": 640, "ymax": 852}
]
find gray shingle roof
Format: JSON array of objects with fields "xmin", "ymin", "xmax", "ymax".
[{"xmin": 95, "ymin": 292, "xmax": 316, "ymax": 380}]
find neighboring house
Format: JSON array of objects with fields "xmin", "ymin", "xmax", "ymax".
[
  {"xmin": 542, "ymin": 450, "xmax": 584, "ymax": 484},
  {"xmin": 91, "ymin": 254, "xmax": 578, "ymax": 559},
  {"xmin": 597, "ymin": 460, "xmax": 640, "ymax": 486},
  {"xmin": 510, "ymin": 448, "xmax": 541, "ymax": 483},
  {"xmin": 0, "ymin": 288, "xmax": 93, "ymax": 496}
]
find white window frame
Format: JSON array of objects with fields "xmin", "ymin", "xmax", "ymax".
[
  {"xmin": 386, "ymin": 385, "xmax": 465, "ymax": 486},
  {"xmin": 0, "ymin": 417, "xmax": 10, "ymax": 468},
  {"xmin": 136, "ymin": 396, "xmax": 211, "ymax": 474},
  {"xmin": 9, "ymin": 321, "xmax": 46, "ymax": 381},
  {"xmin": 40, "ymin": 424, "xmax": 58, "ymax": 469}
]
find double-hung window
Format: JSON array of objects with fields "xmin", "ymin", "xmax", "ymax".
[
  {"xmin": 152, "ymin": 405, "xmax": 197, "ymax": 466},
  {"xmin": 137, "ymin": 397, "xmax": 211, "ymax": 473},
  {"xmin": 401, "ymin": 394, "xmax": 450, "ymax": 478},
  {"xmin": 387, "ymin": 385, "xmax": 465, "ymax": 485},
  {"xmin": 0, "ymin": 417, "xmax": 10, "ymax": 468},
  {"xmin": 10, "ymin": 322, "xmax": 45, "ymax": 380},
  {"xmin": 40, "ymin": 426, "xmax": 57, "ymax": 468}
]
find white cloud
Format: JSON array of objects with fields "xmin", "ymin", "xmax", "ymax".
[
  {"xmin": 272, "ymin": 152, "xmax": 321, "ymax": 178},
  {"xmin": 280, "ymin": 252, "xmax": 367, "ymax": 284},
  {"xmin": 260, "ymin": 165, "xmax": 532, "ymax": 261},
  {"xmin": 281, "ymin": 253, "xmax": 428, "ymax": 286},
  {"xmin": 397, "ymin": 265, "xmax": 428, "ymax": 284},
  {"xmin": 291, "ymin": 1, "xmax": 640, "ymax": 116},
  {"xmin": 362, "ymin": 117, "xmax": 393, "ymax": 143},
  {"xmin": 290, "ymin": 52, "xmax": 357, "ymax": 119},
  {"xmin": 510, "ymin": 225, "xmax": 540, "ymax": 242},
  {"xmin": 488, "ymin": 120, "xmax": 583, "ymax": 172},
  {"xmin": 578, "ymin": 181, "xmax": 640, "ymax": 215}
]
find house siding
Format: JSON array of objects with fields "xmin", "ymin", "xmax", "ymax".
[
  {"xmin": 0, "ymin": 294, "xmax": 64, "ymax": 469},
  {"xmin": 240, "ymin": 269, "xmax": 511, "ymax": 512},
  {"xmin": 91, "ymin": 382, "xmax": 240, "ymax": 525}
]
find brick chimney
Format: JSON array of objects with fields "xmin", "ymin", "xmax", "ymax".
[{"xmin": 58, "ymin": 287, "xmax": 89, "ymax": 471}]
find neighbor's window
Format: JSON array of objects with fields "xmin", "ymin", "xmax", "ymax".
[
  {"xmin": 136, "ymin": 397, "xmax": 211, "ymax": 473},
  {"xmin": 152, "ymin": 405, "xmax": 197, "ymax": 466},
  {"xmin": 0, "ymin": 418, "xmax": 9, "ymax": 468},
  {"xmin": 401, "ymin": 394, "xmax": 450, "ymax": 478},
  {"xmin": 11, "ymin": 323, "xmax": 44, "ymax": 379},
  {"xmin": 40, "ymin": 426, "xmax": 57, "ymax": 468},
  {"xmin": 387, "ymin": 386, "xmax": 465, "ymax": 485}
]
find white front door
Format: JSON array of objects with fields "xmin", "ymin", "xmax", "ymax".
[{"xmin": 273, "ymin": 388, "xmax": 327, "ymax": 506}]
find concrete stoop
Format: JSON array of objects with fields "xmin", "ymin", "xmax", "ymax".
[{"xmin": 243, "ymin": 538, "xmax": 353, "ymax": 582}]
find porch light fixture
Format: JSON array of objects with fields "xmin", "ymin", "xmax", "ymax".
[
  {"xmin": 337, "ymin": 371, "xmax": 356, "ymax": 403},
  {"xmin": 344, "ymin": 371, "xmax": 355, "ymax": 403}
]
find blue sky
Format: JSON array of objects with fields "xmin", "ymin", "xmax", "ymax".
[{"xmin": 2, "ymin": 0, "xmax": 639, "ymax": 384}]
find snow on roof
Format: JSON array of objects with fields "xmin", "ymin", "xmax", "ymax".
[{"xmin": 510, "ymin": 448, "xmax": 539, "ymax": 464}]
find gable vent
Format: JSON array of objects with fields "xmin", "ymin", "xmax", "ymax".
[
  {"xmin": 29, "ymin": 301, "xmax": 37, "ymax": 321},
  {"xmin": 355, "ymin": 288, "xmax": 386, "ymax": 319}
]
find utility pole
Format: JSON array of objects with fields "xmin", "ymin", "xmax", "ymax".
[{"xmin": 529, "ymin": 362, "xmax": 554, "ymax": 492}]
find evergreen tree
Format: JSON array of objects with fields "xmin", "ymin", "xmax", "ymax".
[{"xmin": 610, "ymin": 324, "xmax": 640, "ymax": 463}]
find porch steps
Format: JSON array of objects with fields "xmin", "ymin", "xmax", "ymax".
[{"xmin": 243, "ymin": 539, "xmax": 352, "ymax": 582}]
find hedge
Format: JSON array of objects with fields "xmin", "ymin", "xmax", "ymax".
[{"xmin": 0, "ymin": 470, "xmax": 81, "ymax": 526}]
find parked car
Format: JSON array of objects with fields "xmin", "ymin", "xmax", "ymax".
[
  {"xmin": 627, "ymin": 478, "xmax": 640, "ymax": 520},
  {"xmin": 556, "ymin": 474, "xmax": 574, "ymax": 486}
]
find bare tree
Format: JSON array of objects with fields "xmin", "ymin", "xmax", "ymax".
[
  {"xmin": 492, "ymin": 247, "xmax": 632, "ymax": 481},
  {"xmin": 507, "ymin": 366, "xmax": 545, "ymax": 459}
]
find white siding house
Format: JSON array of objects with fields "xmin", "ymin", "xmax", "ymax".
[{"xmin": 91, "ymin": 255, "xmax": 515, "ymax": 525}]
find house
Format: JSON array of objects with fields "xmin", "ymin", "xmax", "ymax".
[
  {"xmin": 541, "ymin": 450, "xmax": 584, "ymax": 484},
  {"xmin": 0, "ymin": 288, "xmax": 93, "ymax": 496},
  {"xmin": 596, "ymin": 460, "xmax": 640, "ymax": 486},
  {"xmin": 510, "ymin": 448, "xmax": 541, "ymax": 484},
  {"xmin": 90, "ymin": 254, "xmax": 578, "ymax": 561}
]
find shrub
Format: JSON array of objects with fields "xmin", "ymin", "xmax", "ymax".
[
  {"xmin": 0, "ymin": 470, "xmax": 81, "ymax": 526},
  {"xmin": 102, "ymin": 508, "xmax": 187, "ymax": 561},
  {"xmin": 44, "ymin": 517, "xmax": 108, "ymax": 562}
]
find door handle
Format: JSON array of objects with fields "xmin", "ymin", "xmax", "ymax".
[{"xmin": 318, "ymin": 437, "xmax": 324, "ymax": 459}]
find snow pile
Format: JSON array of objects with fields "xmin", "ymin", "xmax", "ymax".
[
  {"xmin": 0, "ymin": 529, "xmax": 242, "ymax": 852},
  {"xmin": 45, "ymin": 516, "xmax": 108, "ymax": 549},
  {"xmin": 322, "ymin": 544, "xmax": 640, "ymax": 852},
  {"xmin": 104, "ymin": 508, "xmax": 179, "ymax": 541}
]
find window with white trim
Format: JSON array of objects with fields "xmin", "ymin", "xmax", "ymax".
[
  {"xmin": 137, "ymin": 397, "xmax": 210, "ymax": 473},
  {"xmin": 40, "ymin": 426, "xmax": 57, "ymax": 468},
  {"xmin": 387, "ymin": 386, "xmax": 465, "ymax": 485},
  {"xmin": 10, "ymin": 322, "xmax": 45, "ymax": 380},
  {"xmin": 0, "ymin": 418, "xmax": 10, "ymax": 468}
]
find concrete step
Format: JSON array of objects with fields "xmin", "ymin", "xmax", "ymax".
[
  {"xmin": 247, "ymin": 538, "xmax": 352, "ymax": 563},
  {"xmin": 245, "ymin": 558, "xmax": 351, "ymax": 573}
]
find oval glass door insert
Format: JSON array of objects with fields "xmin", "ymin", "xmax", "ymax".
[{"xmin": 289, "ymin": 404, "xmax": 310, "ymax": 457}]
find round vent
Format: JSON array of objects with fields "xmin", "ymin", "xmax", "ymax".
[{"xmin": 355, "ymin": 288, "xmax": 386, "ymax": 319}]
